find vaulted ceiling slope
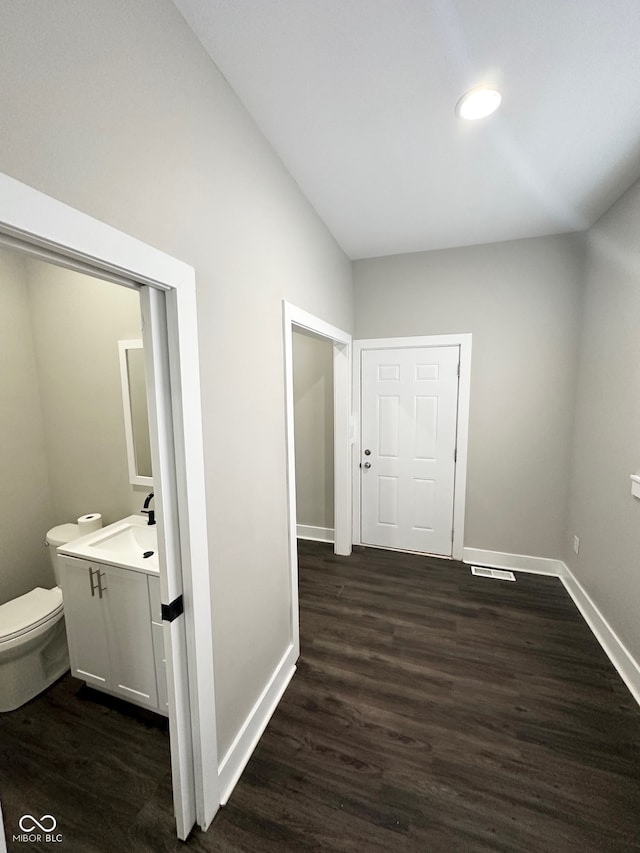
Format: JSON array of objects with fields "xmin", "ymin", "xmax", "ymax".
[{"xmin": 173, "ymin": 0, "xmax": 640, "ymax": 260}]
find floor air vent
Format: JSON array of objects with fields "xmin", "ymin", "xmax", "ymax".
[{"xmin": 471, "ymin": 566, "xmax": 516, "ymax": 582}]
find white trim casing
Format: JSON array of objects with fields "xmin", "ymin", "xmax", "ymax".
[
  {"xmin": 218, "ymin": 645, "xmax": 297, "ymax": 805},
  {"xmin": 352, "ymin": 334, "xmax": 471, "ymax": 560},
  {"xmin": 0, "ymin": 175, "xmax": 188, "ymax": 288},
  {"xmin": 0, "ymin": 171, "xmax": 219, "ymax": 834},
  {"xmin": 333, "ymin": 340, "xmax": 352, "ymax": 556},
  {"xmin": 282, "ymin": 304, "xmax": 301, "ymax": 660},
  {"xmin": 297, "ymin": 525, "xmax": 335, "ymax": 543}
]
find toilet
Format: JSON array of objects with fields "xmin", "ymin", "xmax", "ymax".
[{"xmin": 0, "ymin": 523, "xmax": 79, "ymax": 712}]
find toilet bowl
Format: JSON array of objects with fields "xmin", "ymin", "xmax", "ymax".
[{"xmin": 0, "ymin": 522, "xmax": 79, "ymax": 712}]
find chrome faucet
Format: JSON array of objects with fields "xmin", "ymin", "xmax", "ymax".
[{"xmin": 142, "ymin": 492, "xmax": 155, "ymax": 526}]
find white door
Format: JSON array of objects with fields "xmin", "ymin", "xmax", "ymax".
[
  {"xmin": 360, "ymin": 346, "xmax": 460, "ymax": 556},
  {"xmin": 141, "ymin": 286, "xmax": 196, "ymax": 840}
]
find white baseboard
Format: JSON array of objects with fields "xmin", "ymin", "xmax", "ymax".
[
  {"xmin": 463, "ymin": 547, "xmax": 564, "ymax": 576},
  {"xmin": 217, "ymin": 644, "xmax": 297, "ymax": 805},
  {"xmin": 297, "ymin": 524, "xmax": 335, "ymax": 543},
  {"xmin": 560, "ymin": 564, "xmax": 640, "ymax": 707},
  {"xmin": 463, "ymin": 547, "xmax": 640, "ymax": 708}
]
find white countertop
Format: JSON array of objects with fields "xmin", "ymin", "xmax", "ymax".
[{"xmin": 59, "ymin": 514, "xmax": 160, "ymax": 575}]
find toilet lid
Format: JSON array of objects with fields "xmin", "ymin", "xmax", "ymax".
[{"xmin": 0, "ymin": 587, "xmax": 63, "ymax": 642}]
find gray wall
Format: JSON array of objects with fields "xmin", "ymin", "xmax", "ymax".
[
  {"xmin": 293, "ymin": 331, "xmax": 334, "ymax": 531},
  {"xmin": 0, "ymin": 1, "xmax": 352, "ymax": 758},
  {"xmin": 0, "ymin": 250, "xmax": 144, "ymax": 605},
  {"xmin": 354, "ymin": 234, "xmax": 585, "ymax": 559},
  {"xmin": 0, "ymin": 251, "xmax": 55, "ymax": 605},
  {"xmin": 26, "ymin": 258, "xmax": 145, "ymax": 525},
  {"xmin": 566, "ymin": 177, "xmax": 640, "ymax": 660}
]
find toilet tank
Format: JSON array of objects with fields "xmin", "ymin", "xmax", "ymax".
[{"xmin": 46, "ymin": 523, "xmax": 80, "ymax": 587}]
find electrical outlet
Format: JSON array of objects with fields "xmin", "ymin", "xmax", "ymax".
[{"xmin": 573, "ymin": 535, "xmax": 580, "ymax": 554}]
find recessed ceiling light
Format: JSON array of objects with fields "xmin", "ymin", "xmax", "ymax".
[{"xmin": 455, "ymin": 87, "xmax": 502, "ymax": 120}]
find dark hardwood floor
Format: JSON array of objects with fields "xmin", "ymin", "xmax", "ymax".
[{"xmin": 2, "ymin": 541, "xmax": 640, "ymax": 851}]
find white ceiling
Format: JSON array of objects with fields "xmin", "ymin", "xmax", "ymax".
[{"xmin": 173, "ymin": 0, "xmax": 640, "ymax": 260}]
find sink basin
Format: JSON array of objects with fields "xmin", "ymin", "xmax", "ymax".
[
  {"xmin": 59, "ymin": 515, "xmax": 159, "ymax": 573},
  {"xmin": 90, "ymin": 524, "xmax": 157, "ymax": 558}
]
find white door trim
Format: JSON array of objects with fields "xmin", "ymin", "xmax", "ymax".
[
  {"xmin": 0, "ymin": 171, "xmax": 218, "ymax": 835},
  {"xmin": 283, "ymin": 302, "xmax": 352, "ymax": 657},
  {"xmin": 353, "ymin": 334, "xmax": 471, "ymax": 560}
]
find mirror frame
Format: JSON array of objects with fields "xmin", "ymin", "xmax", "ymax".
[{"xmin": 118, "ymin": 338, "xmax": 153, "ymax": 486}]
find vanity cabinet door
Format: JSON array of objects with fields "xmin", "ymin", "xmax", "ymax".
[
  {"xmin": 102, "ymin": 564, "xmax": 158, "ymax": 710},
  {"xmin": 60, "ymin": 558, "xmax": 110, "ymax": 689},
  {"xmin": 61, "ymin": 557, "xmax": 159, "ymax": 711}
]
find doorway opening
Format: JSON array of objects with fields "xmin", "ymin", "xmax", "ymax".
[
  {"xmin": 282, "ymin": 302, "xmax": 352, "ymax": 656},
  {"xmin": 0, "ymin": 172, "xmax": 218, "ymax": 839},
  {"xmin": 292, "ymin": 329, "xmax": 335, "ymax": 544}
]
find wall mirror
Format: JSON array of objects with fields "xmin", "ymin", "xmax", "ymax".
[{"xmin": 118, "ymin": 339, "xmax": 153, "ymax": 486}]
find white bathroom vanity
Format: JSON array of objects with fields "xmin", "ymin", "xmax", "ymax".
[{"xmin": 58, "ymin": 515, "xmax": 168, "ymax": 715}]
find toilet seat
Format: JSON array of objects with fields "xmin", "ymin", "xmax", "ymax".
[{"xmin": 0, "ymin": 587, "xmax": 63, "ymax": 644}]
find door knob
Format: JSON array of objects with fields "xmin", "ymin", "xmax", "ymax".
[{"xmin": 363, "ymin": 461, "xmax": 372, "ymax": 469}]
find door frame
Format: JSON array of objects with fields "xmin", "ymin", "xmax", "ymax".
[
  {"xmin": 352, "ymin": 334, "xmax": 472, "ymax": 560},
  {"xmin": 283, "ymin": 302, "xmax": 352, "ymax": 655},
  {"xmin": 0, "ymin": 172, "xmax": 219, "ymax": 835}
]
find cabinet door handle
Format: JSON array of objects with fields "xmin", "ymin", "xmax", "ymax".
[
  {"xmin": 97, "ymin": 571, "xmax": 107, "ymax": 599},
  {"xmin": 89, "ymin": 567, "xmax": 99, "ymax": 597}
]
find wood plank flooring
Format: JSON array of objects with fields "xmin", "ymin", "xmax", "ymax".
[{"xmin": 2, "ymin": 541, "xmax": 640, "ymax": 851}]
